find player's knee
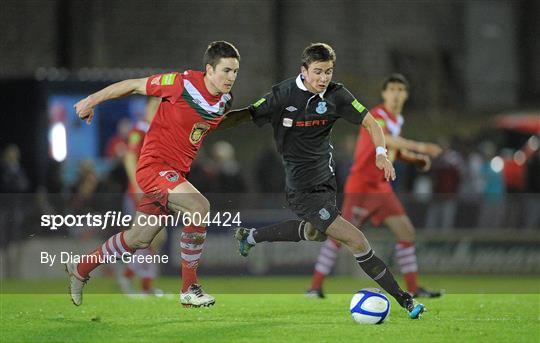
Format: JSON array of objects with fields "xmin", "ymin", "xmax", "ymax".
[
  {"xmin": 400, "ymin": 222, "xmax": 415, "ymax": 241},
  {"xmin": 407, "ymin": 225, "xmax": 416, "ymax": 241},
  {"xmin": 191, "ymin": 196, "xmax": 210, "ymax": 218},
  {"xmin": 304, "ymin": 222, "xmax": 327, "ymax": 242},
  {"xmin": 128, "ymin": 233, "xmax": 152, "ymax": 249}
]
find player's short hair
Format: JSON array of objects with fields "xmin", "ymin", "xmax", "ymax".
[
  {"xmin": 382, "ymin": 73, "xmax": 409, "ymax": 91},
  {"xmin": 203, "ymin": 41, "xmax": 241, "ymax": 69},
  {"xmin": 301, "ymin": 43, "xmax": 336, "ymax": 68}
]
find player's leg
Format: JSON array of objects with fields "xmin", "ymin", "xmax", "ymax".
[
  {"xmin": 306, "ymin": 238, "xmax": 341, "ymax": 298},
  {"xmin": 235, "ymin": 182, "xmax": 335, "ymax": 255},
  {"xmin": 117, "ymin": 193, "xmax": 137, "ymax": 295},
  {"xmin": 384, "ymin": 215, "xmax": 441, "ymax": 298},
  {"xmin": 325, "ymin": 215, "xmax": 424, "ymax": 319},
  {"xmin": 66, "ymin": 212, "xmax": 164, "ymax": 306},
  {"xmin": 138, "ymin": 228, "xmax": 167, "ymax": 295},
  {"xmin": 125, "ymin": 228, "xmax": 168, "ymax": 295},
  {"xmin": 307, "ymin": 194, "xmax": 367, "ymax": 297},
  {"xmin": 167, "ymin": 181, "xmax": 214, "ymax": 307}
]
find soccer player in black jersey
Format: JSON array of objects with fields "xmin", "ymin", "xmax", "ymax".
[{"xmin": 219, "ymin": 43, "xmax": 425, "ymax": 319}]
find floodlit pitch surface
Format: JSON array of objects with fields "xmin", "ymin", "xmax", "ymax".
[{"xmin": 1, "ymin": 276, "xmax": 538, "ymax": 342}]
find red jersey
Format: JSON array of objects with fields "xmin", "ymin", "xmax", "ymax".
[
  {"xmin": 126, "ymin": 120, "xmax": 149, "ymax": 195},
  {"xmin": 345, "ymin": 104, "xmax": 404, "ymax": 192},
  {"xmin": 139, "ymin": 70, "xmax": 232, "ymax": 173}
]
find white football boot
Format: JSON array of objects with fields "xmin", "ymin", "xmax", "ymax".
[
  {"xmin": 180, "ymin": 284, "xmax": 215, "ymax": 307},
  {"xmin": 65, "ymin": 262, "xmax": 88, "ymax": 306}
]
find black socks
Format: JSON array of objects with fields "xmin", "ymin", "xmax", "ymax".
[
  {"xmin": 355, "ymin": 249, "xmax": 411, "ymax": 308},
  {"xmin": 253, "ymin": 220, "xmax": 306, "ymax": 243}
]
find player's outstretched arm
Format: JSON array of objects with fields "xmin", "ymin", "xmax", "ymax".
[
  {"xmin": 362, "ymin": 113, "xmax": 396, "ymax": 181},
  {"xmin": 215, "ymin": 107, "xmax": 252, "ymax": 131},
  {"xmin": 74, "ymin": 78, "xmax": 148, "ymax": 124},
  {"xmin": 385, "ymin": 135, "xmax": 442, "ymax": 157},
  {"xmin": 399, "ymin": 149, "xmax": 431, "ymax": 171}
]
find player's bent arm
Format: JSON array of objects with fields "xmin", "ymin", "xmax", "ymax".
[
  {"xmin": 215, "ymin": 107, "xmax": 252, "ymax": 131},
  {"xmin": 88, "ymin": 78, "xmax": 148, "ymax": 105},
  {"xmin": 362, "ymin": 113, "xmax": 387, "ymax": 150},
  {"xmin": 385, "ymin": 135, "xmax": 442, "ymax": 157},
  {"xmin": 75, "ymin": 78, "xmax": 148, "ymax": 123},
  {"xmin": 398, "ymin": 149, "xmax": 431, "ymax": 171},
  {"xmin": 362, "ymin": 113, "xmax": 396, "ymax": 181}
]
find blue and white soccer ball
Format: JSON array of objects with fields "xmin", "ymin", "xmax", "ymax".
[{"xmin": 349, "ymin": 288, "xmax": 391, "ymax": 324}]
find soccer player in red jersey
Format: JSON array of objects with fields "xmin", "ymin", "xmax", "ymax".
[
  {"xmin": 307, "ymin": 74, "xmax": 443, "ymax": 298},
  {"xmin": 66, "ymin": 41, "xmax": 240, "ymax": 307},
  {"xmin": 117, "ymin": 97, "xmax": 167, "ymax": 297}
]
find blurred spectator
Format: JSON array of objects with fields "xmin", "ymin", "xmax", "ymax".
[
  {"xmin": 188, "ymin": 149, "xmax": 219, "ymax": 194},
  {"xmin": 0, "ymin": 144, "xmax": 29, "ymax": 249},
  {"xmin": 501, "ymin": 148, "xmax": 526, "ymax": 193},
  {"xmin": 211, "ymin": 141, "xmax": 247, "ymax": 193},
  {"xmin": 69, "ymin": 159, "xmax": 99, "ymax": 215},
  {"xmin": 0, "ymin": 144, "xmax": 29, "ymax": 193},
  {"xmin": 476, "ymin": 141, "xmax": 506, "ymax": 228},
  {"xmin": 524, "ymin": 136, "xmax": 540, "ymax": 229},
  {"xmin": 425, "ymin": 138, "xmax": 463, "ymax": 229},
  {"xmin": 254, "ymin": 148, "xmax": 285, "ymax": 193},
  {"xmin": 45, "ymin": 160, "xmax": 64, "ymax": 194},
  {"xmin": 105, "ymin": 118, "xmax": 131, "ymax": 160}
]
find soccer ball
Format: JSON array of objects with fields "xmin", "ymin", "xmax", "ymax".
[{"xmin": 349, "ymin": 288, "xmax": 391, "ymax": 324}]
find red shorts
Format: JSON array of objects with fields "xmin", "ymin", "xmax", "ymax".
[
  {"xmin": 342, "ymin": 182, "xmax": 406, "ymax": 227},
  {"xmin": 135, "ymin": 163, "xmax": 187, "ymax": 215}
]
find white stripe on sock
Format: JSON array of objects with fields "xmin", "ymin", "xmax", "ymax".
[
  {"xmin": 315, "ymin": 263, "xmax": 331, "ymax": 275},
  {"xmin": 373, "ymin": 268, "xmax": 387, "ymax": 280},
  {"xmin": 354, "ymin": 250, "xmax": 374, "ymax": 262},
  {"xmin": 181, "ymin": 253, "xmax": 202, "ymax": 262},
  {"xmin": 320, "ymin": 250, "xmax": 337, "ymax": 261},
  {"xmin": 321, "ymin": 247, "xmax": 337, "ymax": 258},
  {"xmin": 115, "ymin": 233, "xmax": 128, "ymax": 254},
  {"xmin": 318, "ymin": 255, "xmax": 334, "ymax": 266},
  {"xmin": 397, "ymin": 255, "xmax": 417, "ymax": 265},
  {"xmin": 401, "ymin": 263, "xmax": 418, "ymax": 273},
  {"xmin": 181, "ymin": 242, "xmax": 204, "ymax": 250},
  {"xmin": 395, "ymin": 246, "xmax": 415, "ymax": 257}
]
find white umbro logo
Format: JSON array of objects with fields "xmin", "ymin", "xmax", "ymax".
[{"xmin": 285, "ymin": 106, "xmax": 297, "ymax": 112}]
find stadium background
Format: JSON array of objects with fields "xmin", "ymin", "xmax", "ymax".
[{"xmin": 0, "ymin": 0, "xmax": 539, "ymax": 285}]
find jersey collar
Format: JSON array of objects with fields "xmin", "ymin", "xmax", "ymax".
[{"xmin": 295, "ymin": 74, "xmax": 326, "ymax": 99}]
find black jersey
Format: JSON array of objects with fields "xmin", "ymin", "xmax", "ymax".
[{"xmin": 249, "ymin": 74, "xmax": 368, "ymax": 190}]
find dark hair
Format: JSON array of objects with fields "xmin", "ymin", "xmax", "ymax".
[
  {"xmin": 382, "ymin": 73, "xmax": 409, "ymax": 91},
  {"xmin": 203, "ymin": 41, "xmax": 240, "ymax": 69},
  {"xmin": 301, "ymin": 43, "xmax": 336, "ymax": 68}
]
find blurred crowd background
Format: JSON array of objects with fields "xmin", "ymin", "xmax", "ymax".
[{"xmin": 1, "ymin": 0, "xmax": 538, "ymax": 278}]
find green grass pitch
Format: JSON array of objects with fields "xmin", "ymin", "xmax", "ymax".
[{"xmin": 1, "ymin": 275, "xmax": 539, "ymax": 342}]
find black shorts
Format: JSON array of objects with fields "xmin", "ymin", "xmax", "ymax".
[{"xmin": 285, "ymin": 178, "xmax": 340, "ymax": 233}]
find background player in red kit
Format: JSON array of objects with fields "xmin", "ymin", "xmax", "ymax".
[
  {"xmin": 117, "ymin": 97, "xmax": 167, "ymax": 297},
  {"xmin": 307, "ymin": 74, "xmax": 443, "ymax": 298},
  {"xmin": 66, "ymin": 41, "xmax": 240, "ymax": 307}
]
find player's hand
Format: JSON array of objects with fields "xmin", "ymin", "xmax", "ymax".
[
  {"xmin": 376, "ymin": 154, "xmax": 396, "ymax": 181},
  {"xmin": 416, "ymin": 154, "xmax": 432, "ymax": 172},
  {"xmin": 74, "ymin": 96, "xmax": 95, "ymax": 125},
  {"xmin": 420, "ymin": 143, "xmax": 443, "ymax": 157}
]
